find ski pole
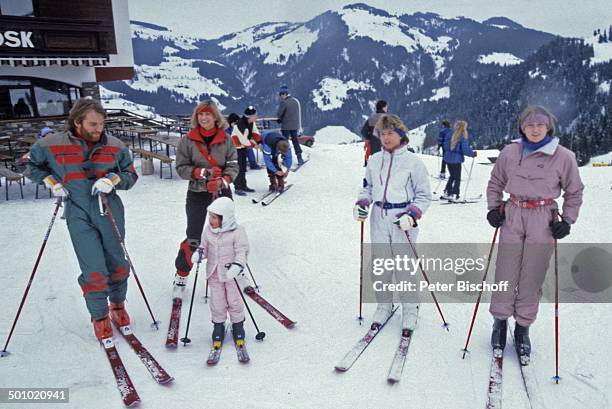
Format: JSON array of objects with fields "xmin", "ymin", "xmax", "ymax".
[
  {"xmin": 358, "ymin": 222, "xmax": 364, "ymax": 324},
  {"xmin": 1, "ymin": 198, "xmax": 63, "ymax": 357},
  {"xmin": 462, "ymin": 156, "xmax": 475, "ymax": 201},
  {"xmin": 234, "ymin": 278, "xmax": 266, "ymax": 341},
  {"xmin": 245, "ymin": 263, "xmax": 260, "ymax": 291},
  {"xmin": 181, "ymin": 249, "xmax": 203, "ymax": 345},
  {"xmin": 461, "ymin": 224, "xmax": 501, "ymax": 358},
  {"xmin": 551, "ymin": 209, "xmax": 560, "ymax": 384},
  {"xmin": 204, "ymin": 279, "xmax": 209, "ymax": 303},
  {"xmin": 404, "ymin": 231, "xmax": 450, "ymax": 330},
  {"xmin": 100, "ymin": 193, "xmax": 160, "ymax": 330}
]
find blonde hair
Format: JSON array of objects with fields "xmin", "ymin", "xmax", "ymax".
[
  {"xmin": 191, "ymin": 100, "xmax": 228, "ymax": 129},
  {"xmin": 374, "ymin": 114, "xmax": 409, "ymax": 144},
  {"xmin": 517, "ymin": 105, "xmax": 557, "ymax": 137},
  {"xmin": 68, "ymin": 98, "xmax": 106, "ymax": 131},
  {"xmin": 450, "ymin": 120, "xmax": 468, "ymax": 150}
]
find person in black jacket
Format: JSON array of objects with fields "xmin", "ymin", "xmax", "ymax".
[{"xmin": 361, "ymin": 100, "xmax": 388, "ymax": 165}]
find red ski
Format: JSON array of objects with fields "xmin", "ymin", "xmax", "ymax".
[
  {"xmin": 114, "ymin": 324, "xmax": 174, "ymax": 385},
  {"xmin": 100, "ymin": 338, "xmax": 140, "ymax": 407},
  {"xmin": 244, "ymin": 286, "xmax": 296, "ymax": 328},
  {"xmin": 166, "ymin": 297, "xmax": 182, "ymax": 348}
]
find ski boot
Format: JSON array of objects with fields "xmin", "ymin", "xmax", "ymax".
[
  {"xmin": 491, "ymin": 319, "xmax": 507, "ymax": 357},
  {"xmin": 109, "ymin": 302, "xmax": 131, "ymax": 328},
  {"xmin": 232, "ymin": 321, "xmax": 246, "ymax": 347},
  {"xmin": 514, "ymin": 323, "xmax": 531, "ymax": 366},
  {"xmin": 93, "ymin": 315, "xmax": 113, "ymax": 343},
  {"xmin": 401, "ymin": 303, "xmax": 419, "ymax": 331},
  {"xmin": 440, "ymin": 191, "xmax": 453, "ymax": 201},
  {"xmin": 212, "ymin": 322, "xmax": 225, "ymax": 349},
  {"xmin": 371, "ymin": 303, "xmax": 393, "ymax": 329}
]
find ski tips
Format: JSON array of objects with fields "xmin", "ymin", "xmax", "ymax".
[{"xmin": 151, "ymin": 320, "xmax": 162, "ymax": 331}]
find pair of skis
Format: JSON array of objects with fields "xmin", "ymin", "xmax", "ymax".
[
  {"xmin": 166, "ymin": 284, "xmax": 296, "ymax": 347},
  {"xmin": 206, "ymin": 325, "xmax": 250, "ymax": 365},
  {"xmin": 251, "ymin": 184, "xmax": 294, "ymax": 206},
  {"xmin": 438, "ymin": 193, "xmax": 483, "ymax": 205},
  {"xmin": 102, "ymin": 321, "xmax": 173, "ymax": 407},
  {"xmin": 334, "ymin": 307, "xmax": 413, "ymax": 383}
]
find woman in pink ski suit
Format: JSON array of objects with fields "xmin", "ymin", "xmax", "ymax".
[
  {"xmin": 486, "ymin": 105, "xmax": 583, "ymax": 362},
  {"xmin": 193, "ymin": 197, "xmax": 252, "ymax": 347}
]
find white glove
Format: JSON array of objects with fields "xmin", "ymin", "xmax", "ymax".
[
  {"xmin": 191, "ymin": 247, "xmax": 206, "ymax": 264},
  {"xmin": 92, "ymin": 173, "xmax": 120, "ymax": 195},
  {"xmin": 43, "ymin": 175, "xmax": 68, "ymax": 198},
  {"xmin": 224, "ymin": 262, "xmax": 244, "ymax": 282},
  {"xmin": 353, "ymin": 203, "xmax": 369, "ymax": 222},
  {"xmin": 236, "ymin": 274, "xmax": 253, "ymax": 291},
  {"xmin": 394, "ymin": 213, "xmax": 416, "ymax": 231}
]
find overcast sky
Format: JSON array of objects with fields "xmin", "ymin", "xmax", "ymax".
[{"xmin": 129, "ymin": 0, "xmax": 611, "ymax": 39}]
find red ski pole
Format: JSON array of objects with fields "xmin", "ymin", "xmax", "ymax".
[
  {"xmin": 100, "ymin": 194, "xmax": 160, "ymax": 330},
  {"xmin": 461, "ymin": 226, "xmax": 500, "ymax": 358},
  {"xmin": 358, "ymin": 222, "xmax": 364, "ymax": 323},
  {"xmin": 552, "ymin": 210, "xmax": 560, "ymax": 384},
  {"xmin": 404, "ymin": 231, "xmax": 449, "ymax": 330},
  {"xmin": 2, "ymin": 198, "xmax": 63, "ymax": 357}
]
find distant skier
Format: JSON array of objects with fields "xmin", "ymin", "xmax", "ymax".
[
  {"xmin": 192, "ymin": 197, "xmax": 252, "ymax": 356},
  {"xmin": 276, "ymin": 85, "xmax": 304, "ymax": 165},
  {"xmin": 440, "ymin": 120, "xmax": 477, "ymax": 201},
  {"xmin": 361, "ymin": 100, "xmax": 388, "ymax": 166},
  {"xmin": 437, "ymin": 119, "xmax": 452, "ymax": 179},
  {"xmin": 262, "ymin": 131, "xmax": 292, "ymax": 192},
  {"xmin": 28, "ymin": 98, "xmax": 138, "ymax": 341},
  {"xmin": 486, "ymin": 105, "xmax": 584, "ymax": 364},
  {"xmin": 174, "ymin": 100, "xmax": 238, "ymax": 288},
  {"xmin": 230, "ymin": 105, "xmax": 261, "ymax": 196},
  {"xmin": 353, "ymin": 114, "xmax": 432, "ymax": 333}
]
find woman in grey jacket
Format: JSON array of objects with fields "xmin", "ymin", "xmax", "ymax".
[{"xmin": 173, "ymin": 100, "xmax": 238, "ymax": 287}]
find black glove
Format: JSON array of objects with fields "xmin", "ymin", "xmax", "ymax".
[
  {"xmin": 550, "ymin": 219, "xmax": 570, "ymax": 239},
  {"xmin": 487, "ymin": 208, "xmax": 505, "ymax": 228}
]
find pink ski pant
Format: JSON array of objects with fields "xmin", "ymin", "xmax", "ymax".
[
  {"xmin": 208, "ymin": 272, "xmax": 245, "ymax": 324},
  {"xmin": 489, "ymin": 202, "xmax": 555, "ymax": 326}
]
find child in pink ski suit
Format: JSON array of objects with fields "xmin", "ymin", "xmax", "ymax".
[
  {"xmin": 192, "ymin": 196, "xmax": 251, "ymax": 346},
  {"xmin": 486, "ymin": 105, "xmax": 583, "ymax": 361}
]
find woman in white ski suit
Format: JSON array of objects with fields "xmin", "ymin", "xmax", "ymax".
[{"xmin": 354, "ymin": 114, "xmax": 432, "ymax": 330}]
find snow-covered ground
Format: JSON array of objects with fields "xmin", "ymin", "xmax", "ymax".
[
  {"xmin": 477, "ymin": 52, "xmax": 524, "ymax": 66},
  {"xmin": 1, "ymin": 143, "xmax": 611, "ymax": 409}
]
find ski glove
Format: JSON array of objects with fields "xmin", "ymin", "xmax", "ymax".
[
  {"xmin": 92, "ymin": 173, "xmax": 120, "ymax": 195},
  {"xmin": 191, "ymin": 247, "xmax": 206, "ymax": 264},
  {"xmin": 550, "ymin": 219, "xmax": 570, "ymax": 240},
  {"xmin": 191, "ymin": 167, "xmax": 207, "ymax": 180},
  {"xmin": 487, "ymin": 208, "xmax": 505, "ymax": 228},
  {"xmin": 353, "ymin": 199, "xmax": 370, "ymax": 222},
  {"xmin": 43, "ymin": 175, "xmax": 68, "ymax": 198},
  {"xmin": 394, "ymin": 213, "xmax": 416, "ymax": 231},
  {"xmin": 224, "ymin": 262, "xmax": 244, "ymax": 282}
]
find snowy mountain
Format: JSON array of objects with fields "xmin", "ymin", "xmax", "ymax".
[{"xmin": 102, "ymin": 4, "xmax": 612, "ymax": 161}]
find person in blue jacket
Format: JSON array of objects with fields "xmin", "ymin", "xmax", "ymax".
[
  {"xmin": 437, "ymin": 119, "xmax": 452, "ymax": 179},
  {"xmin": 441, "ymin": 120, "xmax": 476, "ymax": 200},
  {"xmin": 262, "ymin": 131, "xmax": 292, "ymax": 192}
]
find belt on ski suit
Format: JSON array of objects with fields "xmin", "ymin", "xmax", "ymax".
[
  {"xmin": 509, "ymin": 195, "xmax": 554, "ymax": 209},
  {"xmin": 374, "ymin": 201, "xmax": 411, "ymax": 209}
]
